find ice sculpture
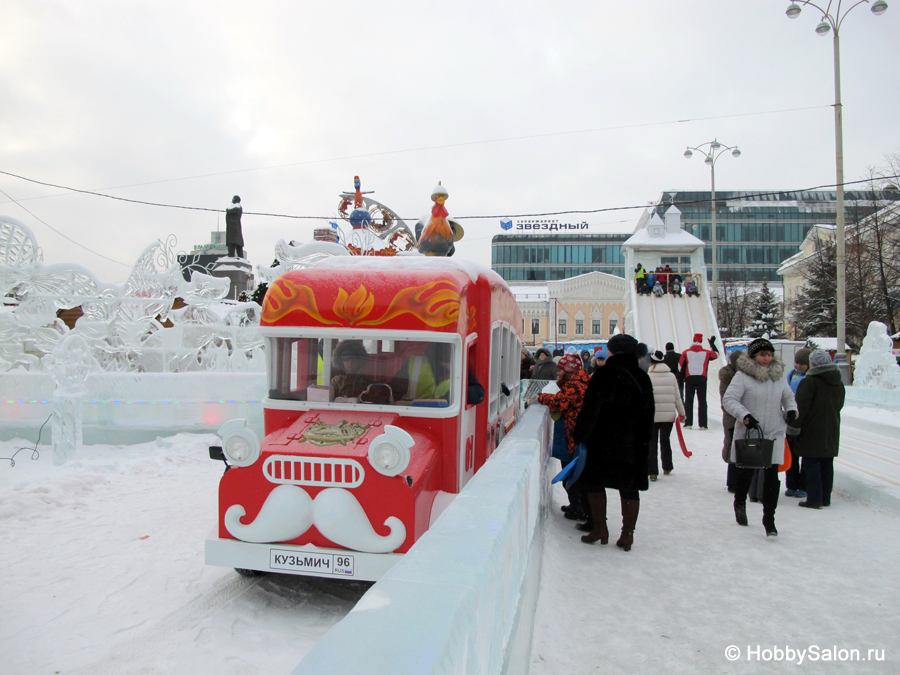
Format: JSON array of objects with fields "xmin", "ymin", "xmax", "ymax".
[
  {"xmin": 46, "ymin": 334, "xmax": 93, "ymax": 464},
  {"xmin": 853, "ymin": 321, "xmax": 900, "ymax": 390},
  {"xmin": 0, "ymin": 218, "xmax": 263, "ymax": 376}
]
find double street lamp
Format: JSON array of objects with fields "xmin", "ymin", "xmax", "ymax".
[
  {"xmin": 683, "ymin": 140, "xmax": 741, "ymax": 314},
  {"xmin": 785, "ymin": 0, "xmax": 888, "ymax": 359}
]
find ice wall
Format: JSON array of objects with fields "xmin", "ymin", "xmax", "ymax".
[
  {"xmin": 291, "ymin": 405, "xmax": 552, "ymax": 675},
  {"xmin": 0, "ymin": 371, "xmax": 266, "ymax": 443}
]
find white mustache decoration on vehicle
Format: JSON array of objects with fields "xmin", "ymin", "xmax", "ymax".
[{"xmin": 224, "ymin": 485, "xmax": 407, "ymax": 554}]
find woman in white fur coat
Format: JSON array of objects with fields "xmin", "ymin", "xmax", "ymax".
[
  {"xmin": 722, "ymin": 338, "xmax": 798, "ymax": 537},
  {"xmin": 647, "ymin": 351, "xmax": 686, "ymax": 481}
]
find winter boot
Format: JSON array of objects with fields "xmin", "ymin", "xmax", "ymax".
[
  {"xmin": 734, "ymin": 500, "xmax": 748, "ymax": 526},
  {"xmin": 581, "ymin": 491, "xmax": 609, "ymax": 544},
  {"xmin": 762, "ymin": 473, "xmax": 780, "ymax": 537},
  {"xmin": 616, "ymin": 498, "xmax": 640, "ymax": 551}
]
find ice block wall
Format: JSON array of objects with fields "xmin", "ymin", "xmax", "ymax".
[{"xmin": 291, "ymin": 404, "xmax": 552, "ymax": 675}]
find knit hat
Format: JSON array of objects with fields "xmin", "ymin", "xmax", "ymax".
[
  {"xmin": 607, "ymin": 334, "xmax": 638, "ymax": 356},
  {"xmin": 748, "ymin": 338, "xmax": 775, "ymax": 358},
  {"xmin": 558, "ymin": 354, "xmax": 582, "ymax": 373},
  {"xmin": 635, "ymin": 342, "xmax": 649, "ymax": 360},
  {"xmin": 809, "ymin": 349, "xmax": 832, "ymax": 367},
  {"xmin": 665, "ymin": 342, "xmax": 675, "ymax": 351},
  {"xmin": 692, "ymin": 333, "xmax": 703, "ymax": 344},
  {"xmin": 794, "ymin": 348, "xmax": 811, "ymax": 367},
  {"xmin": 651, "ymin": 350, "xmax": 665, "ymax": 363}
]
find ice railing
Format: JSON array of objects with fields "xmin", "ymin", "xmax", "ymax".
[{"xmin": 0, "ymin": 216, "xmax": 265, "ymax": 376}]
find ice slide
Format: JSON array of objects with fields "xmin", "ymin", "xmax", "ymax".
[{"xmin": 631, "ymin": 289, "xmax": 722, "ymax": 354}]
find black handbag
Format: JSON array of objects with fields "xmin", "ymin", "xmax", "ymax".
[{"xmin": 734, "ymin": 425, "xmax": 775, "ymax": 469}]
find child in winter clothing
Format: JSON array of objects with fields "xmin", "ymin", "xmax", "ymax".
[
  {"xmin": 685, "ymin": 279, "xmax": 699, "ymax": 297},
  {"xmin": 784, "ymin": 348, "xmax": 811, "ymax": 498}
]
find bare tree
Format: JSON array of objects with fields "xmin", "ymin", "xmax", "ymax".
[{"xmin": 716, "ymin": 279, "xmax": 754, "ymax": 338}]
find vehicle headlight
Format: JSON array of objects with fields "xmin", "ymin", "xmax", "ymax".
[
  {"xmin": 217, "ymin": 419, "xmax": 261, "ymax": 467},
  {"xmin": 367, "ymin": 425, "xmax": 414, "ymax": 477}
]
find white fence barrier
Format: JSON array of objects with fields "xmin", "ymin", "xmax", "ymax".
[{"xmin": 291, "ymin": 404, "xmax": 552, "ymax": 675}]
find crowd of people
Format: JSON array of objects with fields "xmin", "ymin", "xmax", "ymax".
[
  {"xmin": 634, "ymin": 264, "xmax": 700, "ymax": 298},
  {"xmin": 525, "ymin": 333, "xmax": 846, "ymax": 550}
]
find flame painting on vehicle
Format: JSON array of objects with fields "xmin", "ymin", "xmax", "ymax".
[{"xmin": 205, "ymin": 256, "xmax": 523, "ymax": 580}]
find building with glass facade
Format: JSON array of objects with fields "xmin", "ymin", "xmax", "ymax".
[
  {"xmin": 491, "ymin": 189, "xmax": 899, "ymax": 286},
  {"xmin": 491, "ymin": 233, "xmax": 629, "ymax": 282},
  {"xmin": 656, "ymin": 189, "xmax": 899, "ymax": 284}
]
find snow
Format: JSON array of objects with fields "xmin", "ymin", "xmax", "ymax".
[
  {"xmin": 529, "ymin": 406, "xmax": 900, "ymax": 674},
  {"xmin": 310, "ymin": 253, "xmax": 491, "ymax": 284},
  {"xmin": 622, "ymin": 225, "xmax": 705, "ymax": 249},
  {"xmin": 2, "ymin": 403, "xmax": 899, "ymax": 674},
  {"xmin": 0, "ymin": 434, "xmax": 369, "ymax": 675}
]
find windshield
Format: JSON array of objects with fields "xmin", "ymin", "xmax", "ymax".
[{"xmin": 265, "ymin": 334, "xmax": 458, "ymax": 410}]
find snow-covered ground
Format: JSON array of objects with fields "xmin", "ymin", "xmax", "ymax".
[
  {"xmin": 1, "ymin": 406, "xmax": 898, "ymax": 674},
  {"xmin": 529, "ymin": 410, "xmax": 900, "ymax": 674},
  {"xmin": 0, "ymin": 434, "xmax": 370, "ymax": 675}
]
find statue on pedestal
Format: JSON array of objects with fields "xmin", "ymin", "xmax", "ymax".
[{"xmin": 226, "ymin": 195, "xmax": 244, "ymax": 258}]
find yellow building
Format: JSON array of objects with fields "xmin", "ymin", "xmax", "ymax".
[{"xmin": 511, "ymin": 271, "xmax": 628, "ymax": 348}]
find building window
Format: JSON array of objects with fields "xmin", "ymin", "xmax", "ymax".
[
  {"xmin": 609, "ymin": 319, "xmax": 618, "ymax": 335},
  {"xmin": 592, "ymin": 321, "xmax": 602, "ymax": 335},
  {"xmin": 575, "ymin": 320, "xmax": 584, "ymax": 335},
  {"xmin": 559, "ymin": 320, "xmax": 567, "ymax": 335}
]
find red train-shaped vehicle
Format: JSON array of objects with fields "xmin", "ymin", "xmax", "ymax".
[{"xmin": 205, "ymin": 256, "xmax": 523, "ymax": 580}]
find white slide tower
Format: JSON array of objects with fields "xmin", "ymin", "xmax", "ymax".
[{"xmin": 622, "ymin": 205, "xmax": 723, "ymax": 353}]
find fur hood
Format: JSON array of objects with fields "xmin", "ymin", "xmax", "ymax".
[{"xmin": 735, "ymin": 351, "xmax": 785, "ymax": 383}]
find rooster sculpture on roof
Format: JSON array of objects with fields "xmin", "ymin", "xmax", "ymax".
[{"xmin": 416, "ymin": 182, "xmax": 456, "ymax": 257}]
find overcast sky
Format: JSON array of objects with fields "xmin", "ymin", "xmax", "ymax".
[{"xmin": 2, "ymin": 0, "xmax": 898, "ymax": 283}]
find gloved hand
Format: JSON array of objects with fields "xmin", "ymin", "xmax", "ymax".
[
  {"xmin": 708, "ymin": 335, "xmax": 717, "ymax": 344},
  {"xmin": 744, "ymin": 414, "xmax": 760, "ymax": 428},
  {"xmin": 786, "ymin": 410, "xmax": 797, "ymax": 423}
]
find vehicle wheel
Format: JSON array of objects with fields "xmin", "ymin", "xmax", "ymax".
[{"xmin": 235, "ymin": 568, "xmax": 262, "ymax": 577}]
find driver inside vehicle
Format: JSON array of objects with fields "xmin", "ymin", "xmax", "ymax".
[{"xmin": 330, "ymin": 340, "xmax": 373, "ymax": 400}]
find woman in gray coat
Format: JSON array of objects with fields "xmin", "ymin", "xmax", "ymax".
[{"xmin": 723, "ymin": 338, "xmax": 798, "ymax": 536}]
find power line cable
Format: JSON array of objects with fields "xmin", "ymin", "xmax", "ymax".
[
  {"xmin": 0, "ymin": 187, "xmax": 132, "ymax": 267},
  {"xmin": 1, "ymin": 169, "xmax": 898, "ymax": 225}
]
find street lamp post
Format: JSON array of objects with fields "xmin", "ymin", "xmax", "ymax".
[
  {"xmin": 786, "ymin": 0, "xmax": 888, "ymax": 360},
  {"xmin": 683, "ymin": 140, "xmax": 741, "ymax": 315}
]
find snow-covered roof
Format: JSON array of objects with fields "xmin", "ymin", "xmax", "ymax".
[
  {"xmin": 805, "ymin": 337, "xmax": 849, "ymax": 351},
  {"xmin": 311, "ymin": 251, "xmax": 491, "ymax": 284},
  {"xmin": 621, "ymin": 227, "xmax": 705, "ymax": 250}
]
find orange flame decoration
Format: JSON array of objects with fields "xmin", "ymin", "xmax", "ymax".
[
  {"xmin": 358, "ymin": 280, "xmax": 460, "ymax": 328},
  {"xmin": 333, "ymin": 285, "xmax": 376, "ymax": 324},
  {"xmin": 263, "ymin": 278, "xmax": 461, "ymax": 328},
  {"xmin": 263, "ymin": 279, "xmax": 341, "ymax": 325}
]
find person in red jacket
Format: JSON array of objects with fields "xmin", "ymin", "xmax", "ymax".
[{"xmin": 678, "ymin": 333, "xmax": 719, "ymax": 429}]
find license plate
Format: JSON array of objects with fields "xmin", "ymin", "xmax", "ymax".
[{"xmin": 269, "ymin": 549, "xmax": 355, "ymax": 576}]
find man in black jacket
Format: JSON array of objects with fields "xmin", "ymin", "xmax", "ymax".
[{"xmin": 662, "ymin": 342, "xmax": 683, "ymax": 400}]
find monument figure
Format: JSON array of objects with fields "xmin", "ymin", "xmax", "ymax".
[{"xmin": 226, "ymin": 195, "xmax": 244, "ymax": 258}]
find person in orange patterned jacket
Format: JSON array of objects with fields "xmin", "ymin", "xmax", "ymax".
[{"xmin": 530, "ymin": 354, "xmax": 591, "ymax": 522}]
